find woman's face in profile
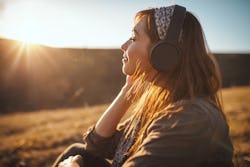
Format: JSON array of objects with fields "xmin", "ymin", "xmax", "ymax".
[{"xmin": 121, "ymin": 15, "xmax": 155, "ymax": 76}]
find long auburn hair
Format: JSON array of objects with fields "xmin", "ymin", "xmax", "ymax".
[{"xmin": 126, "ymin": 8, "xmax": 224, "ymax": 154}]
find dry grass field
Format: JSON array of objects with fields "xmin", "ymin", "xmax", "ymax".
[{"xmin": 0, "ymin": 86, "xmax": 249, "ymax": 167}]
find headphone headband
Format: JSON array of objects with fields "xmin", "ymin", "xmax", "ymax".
[
  {"xmin": 165, "ymin": 5, "xmax": 186, "ymax": 44},
  {"xmin": 150, "ymin": 5, "xmax": 186, "ymax": 72}
]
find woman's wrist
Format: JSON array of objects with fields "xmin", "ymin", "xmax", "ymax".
[{"xmin": 94, "ymin": 81, "xmax": 133, "ymax": 137}]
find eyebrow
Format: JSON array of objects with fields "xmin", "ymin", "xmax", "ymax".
[{"xmin": 132, "ymin": 29, "xmax": 139, "ymax": 36}]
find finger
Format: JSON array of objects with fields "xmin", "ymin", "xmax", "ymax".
[{"xmin": 125, "ymin": 75, "xmax": 136, "ymax": 87}]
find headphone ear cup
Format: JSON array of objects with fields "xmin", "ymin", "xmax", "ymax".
[{"xmin": 150, "ymin": 41, "xmax": 181, "ymax": 72}]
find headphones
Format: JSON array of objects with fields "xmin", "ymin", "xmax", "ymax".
[{"xmin": 149, "ymin": 5, "xmax": 186, "ymax": 72}]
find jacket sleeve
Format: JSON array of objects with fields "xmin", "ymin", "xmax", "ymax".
[
  {"xmin": 82, "ymin": 118, "xmax": 130, "ymax": 159},
  {"xmin": 122, "ymin": 104, "xmax": 214, "ymax": 167}
]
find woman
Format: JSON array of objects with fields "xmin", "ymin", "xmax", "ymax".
[{"xmin": 53, "ymin": 4, "xmax": 234, "ymax": 167}]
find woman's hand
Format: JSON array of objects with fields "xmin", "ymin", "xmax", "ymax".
[
  {"xmin": 58, "ymin": 155, "xmax": 84, "ymax": 167},
  {"xmin": 95, "ymin": 75, "xmax": 136, "ymax": 138},
  {"xmin": 123, "ymin": 75, "xmax": 136, "ymax": 91}
]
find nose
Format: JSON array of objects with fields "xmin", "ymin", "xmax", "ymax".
[{"xmin": 120, "ymin": 39, "xmax": 130, "ymax": 52}]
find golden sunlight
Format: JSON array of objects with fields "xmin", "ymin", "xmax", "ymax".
[
  {"xmin": 14, "ymin": 21, "xmax": 40, "ymax": 45},
  {"xmin": 8, "ymin": 40, "xmax": 56, "ymax": 77}
]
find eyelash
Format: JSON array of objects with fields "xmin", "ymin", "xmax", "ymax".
[
  {"xmin": 129, "ymin": 31, "xmax": 136, "ymax": 41},
  {"xmin": 129, "ymin": 37, "xmax": 136, "ymax": 41}
]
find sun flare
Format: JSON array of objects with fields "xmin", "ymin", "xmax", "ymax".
[
  {"xmin": 14, "ymin": 23, "xmax": 40, "ymax": 45},
  {"xmin": 4, "ymin": 5, "xmax": 45, "ymax": 47}
]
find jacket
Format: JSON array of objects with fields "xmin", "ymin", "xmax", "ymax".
[{"xmin": 83, "ymin": 98, "xmax": 234, "ymax": 167}]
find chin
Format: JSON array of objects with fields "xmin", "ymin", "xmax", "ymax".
[{"xmin": 122, "ymin": 67, "xmax": 134, "ymax": 76}]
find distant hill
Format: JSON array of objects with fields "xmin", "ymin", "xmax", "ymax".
[
  {"xmin": 0, "ymin": 38, "xmax": 249, "ymax": 112},
  {"xmin": 215, "ymin": 53, "xmax": 250, "ymax": 87},
  {"xmin": 0, "ymin": 86, "xmax": 249, "ymax": 166}
]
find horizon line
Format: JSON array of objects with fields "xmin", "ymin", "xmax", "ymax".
[{"xmin": 1, "ymin": 36, "xmax": 250, "ymax": 54}]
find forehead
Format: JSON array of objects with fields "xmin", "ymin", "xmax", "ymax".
[{"xmin": 133, "ymin": 15, "xmax": 148, "ymax": 34}]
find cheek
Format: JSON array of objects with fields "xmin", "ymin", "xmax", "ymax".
[
  {"xmin": 139, "ymin": 54, "xmax": 151, "ymax": 68},
  {"xmin": 129, "ymin": 44, "xmax": 149, "ymax": 61},
  {"xmin": 134, "ymin": 45, "xmax": 153, "ymax": 72},
  {"xmin": 125, "ymin": 42, "xmax": 154, "ymax": 75}
]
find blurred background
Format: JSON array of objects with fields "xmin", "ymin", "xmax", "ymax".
[
  {"xmin": 0, "ymin": 0, "xmax": 249, "ymax": 112},
  {"xmin": 0, "ymin": 0, "xmax": 249, "ymax": 167}
]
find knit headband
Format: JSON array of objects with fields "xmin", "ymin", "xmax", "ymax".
[{"xmin": 154, "ymin": 6, "xmax": 175, "ymax": 40}]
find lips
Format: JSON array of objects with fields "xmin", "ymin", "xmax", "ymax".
[{"xmin": 122, "ymin": 53, "xmax": 128, "ymax": 62}]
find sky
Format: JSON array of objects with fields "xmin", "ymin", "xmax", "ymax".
[{"xmin": 0, "ymin": 0, "xmax": 249, "ymax": 53}]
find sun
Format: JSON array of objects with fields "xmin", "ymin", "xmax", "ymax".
[
  {"xmin": 3, "ymin": 8, "xmax": 46, "ymax": 46},
  {"xmin": 19, "ymin": 38, "xmax": 37, "ymax": 46},
  {"xmin": 14, "ymin": 22, "xmax": 40, "ymax": 45}
]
